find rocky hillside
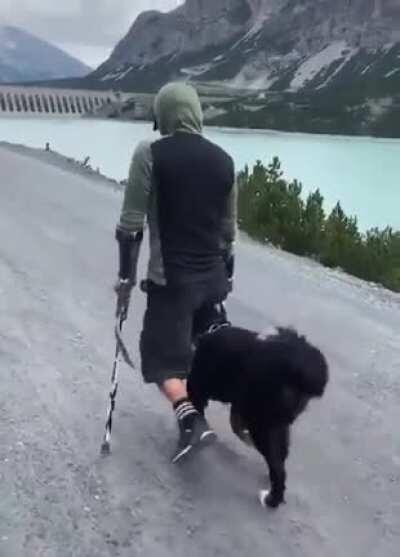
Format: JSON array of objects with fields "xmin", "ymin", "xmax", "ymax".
[
  {"xmin": 0, "ymin": 26, "xmax": 90, "ymax": 84},
  {"xmin": 90, "ymin": 1, "xmax": 400, "ymax": 93},
  {"xmin": 86, "ymin": 0, "xmax": 400, "ymax": 136}
]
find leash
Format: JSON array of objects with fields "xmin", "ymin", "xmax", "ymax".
[{"xmin": 114, "ymin": 317, "xmax": 136, "ymax": 369}]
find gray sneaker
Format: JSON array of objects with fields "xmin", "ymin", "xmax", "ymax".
[{"xmin": 172, "ymin": 414, "xmax": 216, "ymax": 463}]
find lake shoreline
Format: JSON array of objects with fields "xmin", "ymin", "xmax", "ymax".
[
  {"xmin": 1, "ymin": 140, "xmax": 398, "ymax": 304},
  {"xmin": 207, "ymin": 123, "xmax": 400, "ymax": 144},
  {"xmin": 3, "ymin": 115, "xmax": 400, "ymax": 143},
  {"xmin": 1, "ymin": 117, "xmax": 399, "ymax": 230},
  {"xmin": 0, "ymin": 140, "xmax": 123, "ymax": 191}
]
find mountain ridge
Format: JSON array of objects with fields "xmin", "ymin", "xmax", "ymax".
[
  {"xmin": 89, "ymin": 0, "xmax": 400, "ymax": 95},
  {"xmin": 22, "ymin": 1, "xmax": 400, "ymax": 137},
  {"xmin": 0, "ymin": 25, "xmax": 91, "ymax": 84}
]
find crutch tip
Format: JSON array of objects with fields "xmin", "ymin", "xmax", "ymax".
[{"xmin": 100, "ymin": 442, "xmax": 111, "ymax": 456}]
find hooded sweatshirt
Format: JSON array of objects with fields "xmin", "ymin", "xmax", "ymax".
[{"xmin": 119, "ymin": 82, "xmax": 237, "ymax": 286}]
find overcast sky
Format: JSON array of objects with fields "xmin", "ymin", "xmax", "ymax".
[{"xmin": 0, "ymin": 1, "xmax": 182, "ymax": 68}]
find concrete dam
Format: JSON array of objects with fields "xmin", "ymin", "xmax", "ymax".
[{"xmin": 0, "ymin": 85, "xmax": 139, "ymax": 118}]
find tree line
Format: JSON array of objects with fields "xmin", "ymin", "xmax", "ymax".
[{"xmin": 237, "ymin": 157, "xmax": 400, "ymax": 292}]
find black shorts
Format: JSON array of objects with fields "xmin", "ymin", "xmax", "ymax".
[{"xmin": 140, "ymin": 276, "xmax": 229, "ymax": 384}]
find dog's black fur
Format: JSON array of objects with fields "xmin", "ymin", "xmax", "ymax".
[{"xmin": 187, "ymin": 326, "xmax": 329, "ymax": 508}]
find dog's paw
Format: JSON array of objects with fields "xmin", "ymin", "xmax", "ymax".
[
  {"xmin": 259, "ymin": 489, "xmax": 270, "ymax": 508},
  {"xmin": 258, "ymin": 489, "xmax": 284, "ymax": 509}
]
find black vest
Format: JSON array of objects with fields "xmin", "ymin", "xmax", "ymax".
[{"xmin": 151, "ymin": 132, "xmax": 234, "ymax": 285}]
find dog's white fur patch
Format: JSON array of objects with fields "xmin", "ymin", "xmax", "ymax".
[
  {"xmin": 257, "ymin": 326, "xmax": 277, "ymax": 342},
  {"xmin": 259, "ymin": 489, "xmax": 270, "ymax": 507}
]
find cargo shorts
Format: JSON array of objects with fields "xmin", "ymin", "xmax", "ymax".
[{"xmin": 139, "ymin": 274, "xmax": 229, "ymax": 385}]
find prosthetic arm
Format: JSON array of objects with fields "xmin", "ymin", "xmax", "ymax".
[{"xmin": 115, "ymin": 225, "xmax": 143, "ymax": 318}]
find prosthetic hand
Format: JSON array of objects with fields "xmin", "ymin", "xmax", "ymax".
[
  {"xmin": 114, "ymin": 226, "xmax": 143, "ymax": 319},
  {"xmin": 114, "ymin": 279, "xmax": 133, "ymax": 320}
]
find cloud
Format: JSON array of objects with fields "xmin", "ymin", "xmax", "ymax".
[
  {"xmin": 1, "ymin": 1, "xmax": 182, "ymax": 64},
  {"xmin": 2, "ymin": 0, "xmax": 82, "ymax": 20}
]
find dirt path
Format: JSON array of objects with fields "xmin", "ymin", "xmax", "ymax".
[{"xmin": 0, "ymin": 146, "xmax": 399, "ymax": 556}]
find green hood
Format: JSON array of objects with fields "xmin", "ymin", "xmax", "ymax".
[{"xmin": 153, "ymin": 82, "xmax": 203, "ymax": 136}]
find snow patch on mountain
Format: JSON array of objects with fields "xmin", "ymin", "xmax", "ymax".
[
  {"xmin": 385, "ymin": 67, "xmax": 400, "ymax": 78},
  {"xmin": 229, "ymin": 65, "xmax": 277, "ymax": 90},
  {"xmin": 290, "ymin": 41, "xmax": 350, "ymax": 91},
  {"xmin": 316, "ymin": 47, "xmax": 359, "ymax": 89},
  {"xmin": 100, "ymin": 66, "xmax": 134, "ymax": 82},
  {"xmin": 181, "ymin": 63, "xmax": 214, "ymax": 77},
  {"xmin": 361, "ymin": 63, "xmax": 373, "ymax": 75}
]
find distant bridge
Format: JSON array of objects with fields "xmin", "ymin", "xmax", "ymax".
[{"xmin": 0, "ymin": 85, "xmax": 135, "ymax": 118}]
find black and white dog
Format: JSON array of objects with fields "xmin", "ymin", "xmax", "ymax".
[{"xmin": 187, "ymin": 323, "xmax": 329, "ymax": 508}]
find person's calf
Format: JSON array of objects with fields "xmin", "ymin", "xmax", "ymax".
[
  {"xmin": 158, "ymin": 377, "xmax": 200, "ymax": 432},
  {"xmin": 160, "ymin": 378, "xmax": 188, "ymax": 405},
  {"xmin": 158, "ymin": 379, "xmax": 216, "ymax": 462}
]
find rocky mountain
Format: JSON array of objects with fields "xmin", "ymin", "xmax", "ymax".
[
  {"xmin": 90, "ymin": 1, "xmax": 400, "ymax": 93},
  {"xmin": 86, "ymin": 0, "xmax": 400, "ymax": 136},
  {"xmin": 0, "ymin": 26, "xmax": 91, "ymax": 84}
]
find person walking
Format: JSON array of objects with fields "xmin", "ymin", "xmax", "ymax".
[{"xmin": 114, "ymin": 82, "xmax": 236, "ymax": 462}]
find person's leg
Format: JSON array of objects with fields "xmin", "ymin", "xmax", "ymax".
[
  {"xmin": 140, "ymin": 283, "xmax": 216, "ymax": 462},
  {"xmin": 159, "ymin": 379, "xmax": 216, "ymax": 464},
  {"xmin": 160, "ymin": 378, "xmax": 188, "ymax": 404},
  {"xmin": 159, "ymin": 378, "xmax": 216, "ymax": 463}
]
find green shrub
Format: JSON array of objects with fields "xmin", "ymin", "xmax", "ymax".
[
  {"xmin": 302, "ymin": 189, "xmax": 325, "ymax": 256},
  {"xmin": 237, "ymin": 158, "xmax": 400, "ymax": 292}
]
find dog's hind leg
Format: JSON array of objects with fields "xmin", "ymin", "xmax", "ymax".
[
  {"xmin": 230, "ymin": 406, "xmax": 254, "ymax": 447},
  {"xmin": 249, "ymin": 425, "xmax": 290, "ymax": 508}
]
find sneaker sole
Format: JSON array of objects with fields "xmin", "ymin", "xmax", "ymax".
[{"xmin": 172, "ymin": 430, "xmax": 217, "ymax": 464}]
